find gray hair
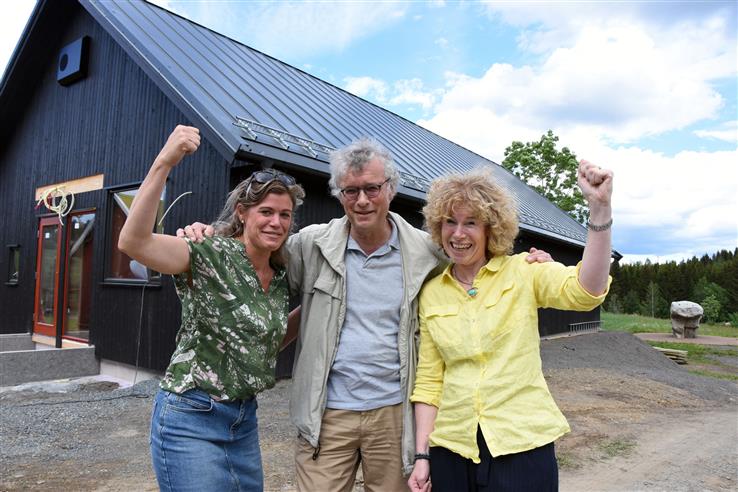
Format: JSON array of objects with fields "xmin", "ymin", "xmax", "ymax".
[{"xmin": 328, "ymin": 137, "xmax": 400, "ymax": 200}]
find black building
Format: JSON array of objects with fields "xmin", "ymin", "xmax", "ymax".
[{"xmin": 0, "ymin": 0, "xmax": 617, "ymax": 378}]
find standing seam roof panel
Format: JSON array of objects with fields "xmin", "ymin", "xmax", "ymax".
[{"xmin": 82, "ymin": 0, "xmax": 589, "ymax": 245}]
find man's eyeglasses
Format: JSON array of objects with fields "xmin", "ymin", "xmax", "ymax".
[
  {"xmin": 340, "ymin": 178, "xmax": 391, "ymax": 200},
  {"xmin": 250, "ymin": 169, "xmax": 296, "ymax": 187}
]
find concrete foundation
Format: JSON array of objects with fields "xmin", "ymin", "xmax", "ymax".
[
  {"xmin": 0, "ymin": 346, "xmax": 99, "ymax": 387},
  {"xmin": 0, "ymin": 333, "xmax": 35, "ymax": 352}
]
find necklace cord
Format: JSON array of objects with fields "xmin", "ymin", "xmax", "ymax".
[{"xmin": 452, "ymin": 266, "xmax": 475, "ymax": 285}]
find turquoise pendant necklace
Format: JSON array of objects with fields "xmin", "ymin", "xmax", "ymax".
[{"xmin": 453, "ymin": 267, "xmax": 478, "ymax": 297}]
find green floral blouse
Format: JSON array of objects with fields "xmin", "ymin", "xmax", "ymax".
[{"xmin": 160, "ymin": 236, "xmax": 288, "ymax": 401}]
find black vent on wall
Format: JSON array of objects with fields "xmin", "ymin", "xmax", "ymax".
[{"xmin": 57, "ymin": 36, "xmax": 90, "ymax": 86}]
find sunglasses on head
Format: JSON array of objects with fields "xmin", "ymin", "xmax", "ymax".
[{"xmin": 249, "ymin": 169, "xmax": 296, "ymax": 187}]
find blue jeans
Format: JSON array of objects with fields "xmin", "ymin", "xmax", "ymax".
[{"xmin": 150, "ymin": 388, "xmax": 263, "ymax": 492}]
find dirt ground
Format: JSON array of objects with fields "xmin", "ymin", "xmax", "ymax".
[{"xmin": 1, "ymin": 332, "xmax": 736, "ymax": 492}]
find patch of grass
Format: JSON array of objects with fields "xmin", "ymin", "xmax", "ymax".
[
  {"xmin": 598, "ymin": 437, "xmax": 636, "ymax": 459},
  {"xmin": 645, "ymin": 341, "xmax": 738, "ymax": 362},
  {"xmin": 645, "ymin": 341, "xmax": 738, "ymax": 381},
  {"xmin": 601, "ymin": 312, "xmax": 738, "ymax": 338},
  {"xmin": 556, "ymin": 451, "xmax": 579, "ymax": 470},
  {"xmin": 687, "ymin": 369, "xmax": 738, "ymax": 382}
]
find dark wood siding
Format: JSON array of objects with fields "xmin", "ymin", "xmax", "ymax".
[{"xmin": 0, "ymin": 4, "xmax": 229, "ymax": 371}]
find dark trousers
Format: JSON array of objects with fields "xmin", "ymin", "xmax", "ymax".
[{"xmin": 429, "ymin": 427, "xmax": 558, "ymax": 492}]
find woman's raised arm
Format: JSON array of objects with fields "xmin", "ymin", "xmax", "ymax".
[
  {"xmin": 577, "ymin": 159, "xmax": 613, "ymax": 296},
  {"xmin": 118, "ymin": 125, "xmax": 200, "ymax": 275}
]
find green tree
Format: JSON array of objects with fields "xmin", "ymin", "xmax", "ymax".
[
  {"xmin": 701, "ymin": 294, "xmax": 721, "ymax": 323},
  {"xmin": 640, "ymin": 281, "xmax": 668, "ymax": 318},
  {"xmin": 693, "ymin": 277, "xmax": 729, "ymax": 320},
  {"xmin": 622, "ymin": 290, "xmax": 641, "ymax": 314},
  {"xmin": 502, "ymin": 130, "xmax": 587, "ymax": 223},
  {"xmin": 605, "ymin": 292, "xmax": 622, "ymax": 314}
]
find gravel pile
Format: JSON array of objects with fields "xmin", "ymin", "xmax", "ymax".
[{"xmin": 541, "ymin": 331, "xmax": 738, "ymax": 403}]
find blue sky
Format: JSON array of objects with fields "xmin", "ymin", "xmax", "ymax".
[{"xmin": 2, "ymin": 1, "xmax": 736, "ymax": 264}]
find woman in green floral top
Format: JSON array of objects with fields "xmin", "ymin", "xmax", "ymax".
[{"xmin": 119, "ymin": 125, "xmax": 305, "ymax": 492}]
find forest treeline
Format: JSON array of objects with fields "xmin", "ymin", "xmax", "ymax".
[{"xmin": 605, "ymin": 248, "xmax": 738, "ymax": 325}]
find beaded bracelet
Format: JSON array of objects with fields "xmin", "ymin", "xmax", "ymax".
[
  {"xmin": 414, "ymin": 453, "xmax": 431, "ymax": 462},
  {"xmin": 587, "ymin": 218, "xmax": 613, "ymax": 232}
]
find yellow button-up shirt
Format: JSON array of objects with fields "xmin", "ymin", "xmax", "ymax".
[{"xmin": 411, "ymin": 253, "xmax": 610, "ymax": 461}]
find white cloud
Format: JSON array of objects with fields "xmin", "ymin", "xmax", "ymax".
[
  {"xmin": 435, "ymin": 37, "xmax": 449, "ymax": 48},
  {"xmin": 594, "ymin": 146, "xmax": 736, "ymax": 231},
  {"xmin": 418, "ymin": 107, "xmax": 540, "ymax": 162},
  {"xmin": 151, "ymin": 0, "xmax": 409, "ymax": 58},
  {"xmin": 388, "ymin": 78, "xmax": 436, "ymax": 109},
  {"xmin": 343, "ymin": 76, "xmax": 388, "ymax": 101},
  {"xmin": 344, "ymin": 76, "xmax": 437, "ymax": 111},
  {"xmin": 425, "ymin": 19, "xmax": 731, "ymax": 144},
  {"xmin": 548, "ymin": 137, "xmax": 737, "ymax": 260},
  {"xmin": 694, "ymin": 121, "xmax": 738, "ymax": 143},
  {"xmin": 481, "ymin": 1, "xmax": 737, "ymax": 57}
]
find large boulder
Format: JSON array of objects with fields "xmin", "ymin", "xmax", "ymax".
[{"xmin": 670, "ymin": 301, "xmax": 704, "ymax": 338}]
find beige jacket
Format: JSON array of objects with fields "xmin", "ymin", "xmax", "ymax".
[{"xmin": 286, "ymin": 212, "xmax": 444, "ymax": 475}]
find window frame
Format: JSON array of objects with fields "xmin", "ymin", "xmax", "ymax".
[
  {"xmin": 5, "ymin": 244, "xmax": 20, "ymax": 286},
  {"xmin": 102, "ymin": 182, "xmax": 166, "ymax": 286}
]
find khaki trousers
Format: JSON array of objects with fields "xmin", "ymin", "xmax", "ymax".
[{"xmin": 295, "ymin": 403, "xmax": 408, "ymax": 492}]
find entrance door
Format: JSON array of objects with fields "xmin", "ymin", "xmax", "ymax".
[
  {"xmin": 62, "ymin": 212, "xmax": 95, "ymax": 341},
  {"xmin": 33, "ymin": 217, "xmax": 62, "ymax": 337}
]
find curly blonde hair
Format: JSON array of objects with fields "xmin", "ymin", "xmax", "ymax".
[{"xmin": 423, "ymin": 167, "xmax": 519, "ymax": 258}]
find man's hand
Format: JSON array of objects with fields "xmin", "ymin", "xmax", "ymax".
[
  {"xmin": 525, "ymin": 247, "xmax": 553, "ymax": 264},
  {"xmin": 175, "ymin": 222, "xmax": 214, "ymax": 243},
  {"xmin": 407, "ymin": 460, "xmax": 431, "ymax": 492}
]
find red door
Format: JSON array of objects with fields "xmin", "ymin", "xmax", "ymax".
[{"xmin": 33, "ymin": 217, "xmax": 62, "ymax": 337}]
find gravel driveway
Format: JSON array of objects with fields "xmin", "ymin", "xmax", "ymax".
[{"xmin": 1, "ymin": 332, "xmax": 736, "ymax": 491}]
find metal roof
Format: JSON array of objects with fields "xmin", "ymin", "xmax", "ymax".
[{"xmin": 80, "ymin": 0, "xmax": 589, "ymax": 247}]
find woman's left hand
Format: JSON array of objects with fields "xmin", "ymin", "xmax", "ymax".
[
  {"xmin": 577, "ymin": 159, "xmax": 613, "ymax": 208},
  {"xmin": 407, "ymin": 460, "xmax": 431, "ymax": 492}
]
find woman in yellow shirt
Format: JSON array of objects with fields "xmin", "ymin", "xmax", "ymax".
[{"xmin": 408, "ymin": 160, "xmax": 613, "ymax": 492}]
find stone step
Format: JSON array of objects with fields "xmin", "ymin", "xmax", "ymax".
[{"xmin": 0, "ymin": 345, "xmax": 99, "ymax": 387}]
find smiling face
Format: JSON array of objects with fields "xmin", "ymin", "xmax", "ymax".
[
  {"xmin": 238, "ymin": 192, "xmax": 294, "ymax": 254},
  {"xmin": 338, "ymin": 158, "xmax": 392, "ymax": 239},
  {"xmin": 441, "ymin": 206, "xmax": 489, "ymax": 273}
]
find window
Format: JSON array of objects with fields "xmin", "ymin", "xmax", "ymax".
[
  {"xmin": 6, "ymin": 244, "xmax": 20, "ymax": 285},
  {"xmin": 108, "ymin": 186, "xmax": 165, "ymax": 282},
  {"xmin": 65, "ymin": 212, "xmax": 95, "ymax": 341}
]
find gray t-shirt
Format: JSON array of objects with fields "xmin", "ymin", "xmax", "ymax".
[{"xmin": 325, "ymin": 221, "xmax": 404, "ymax": 410}]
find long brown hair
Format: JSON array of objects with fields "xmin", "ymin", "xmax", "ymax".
[{"xmin": 213, "ymin": 171, "xmax": 305, "ymax": 267}]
